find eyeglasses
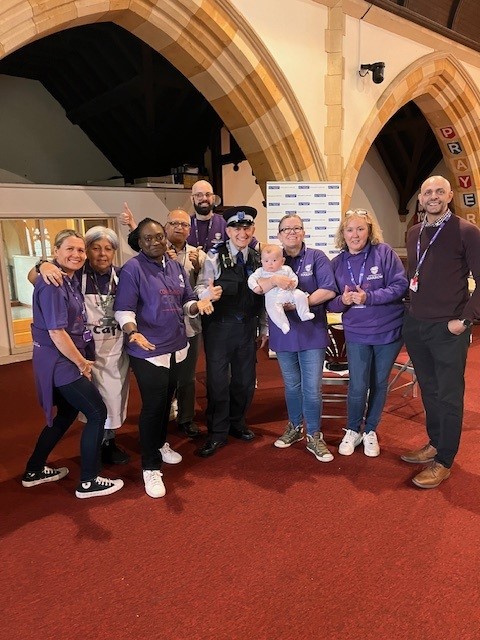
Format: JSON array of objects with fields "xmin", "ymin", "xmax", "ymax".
[
  {"xmin": 141, "ymin": 233, "xmax": 165, "ymax": 243},
  {"xmin": 192, "ymin": 192, "xmax": 215, "ymax": 202},
  {"xmin": 279, "ymin": 226, "xmax": 304, "ymax": 234},
  {"xmin": 167, "ymin": 221, "xmax": 191, "ymax": 229},
  {"xmin": 345, "ymin": 209, "xmax": 368, "ymax": 217}
]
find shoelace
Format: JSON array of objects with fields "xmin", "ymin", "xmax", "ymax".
[
  {"xmin": 43, "ymin": 466, "xmax": 56, "ymax": 476},
  {"xmin": 161, "ymin": 443, "xmax": 172, "ymax": 453},
  {"xmin": 95, "ymin": 476, "xmax": 114, "ymax": 487},
  {"xmin": 147, "ymin": 470, "xmax": 163, "ymax": 483}
]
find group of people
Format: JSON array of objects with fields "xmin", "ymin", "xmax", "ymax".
[{"xmin": 21, "ymin": 175, "xmax": 480, "ymax": 500}]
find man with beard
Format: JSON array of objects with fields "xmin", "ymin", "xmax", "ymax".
[{"xmin": 122, "ymin": 179, "xmax": 260, "ymax": 252}]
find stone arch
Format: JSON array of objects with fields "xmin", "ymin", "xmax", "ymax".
[
  {"xmin": 345, "ymin": 53, "xmax": 480, "ymax": 223},
  {"xmin": 0, "ymin": 0, "xmax": 326, "ymax": 192}
]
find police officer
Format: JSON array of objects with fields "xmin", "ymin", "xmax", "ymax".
[{"xmin": 195, "ymin": 206, "xmax": 267, "ymax": 457}]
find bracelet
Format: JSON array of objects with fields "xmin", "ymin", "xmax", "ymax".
[
  {"xmin": 127, "ymin": 329, "xmax": 138, "ymax": 338},
  {"xmin": 79, "ymin": 363, "xmax": 88, "ymax": 374},
  {"xmin": 35, "ymin": 259, "xmax": 49, "ymax": 274}
]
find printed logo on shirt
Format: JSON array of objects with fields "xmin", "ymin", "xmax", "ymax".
[
  {"xmin": 366, "ymin": 266, "xmax": 383, "ymax": 281},
  {"xmin": 300, "ymin": 264, "xmax": 313, "ymax": 277}
]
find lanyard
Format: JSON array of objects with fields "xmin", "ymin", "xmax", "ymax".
[
  {"xmin": 192, "ymin": 216, "xmax": 213, "ymax": 250},
  {"xmin": 88, "ymin": 269, "xmax": 116, "ymax": 316},
  {"xmin": 414, "ymin": 212, "xmax": 451, "ymax": 277},
  {"xmin": 346, "ymin": 246, "xmax": 370, "ymax": 289},
  {"xmin": 64, "ymin": 273, "xmax": 89, "ymax": 328}
]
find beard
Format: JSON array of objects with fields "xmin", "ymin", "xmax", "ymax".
[{"xmin": 194, "ymin": 201, "xmax": 214, "ymax": 216}]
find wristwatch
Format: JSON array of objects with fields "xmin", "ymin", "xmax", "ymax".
[{"xmin": 460, "ymin": 318, "xmax": 473, "ymax": 328}]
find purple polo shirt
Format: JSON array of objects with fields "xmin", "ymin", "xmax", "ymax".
[
  {"xmin": 269, "ymin": 244, "xmax": 337, "ymax": 352},
  {"xmin": 31, "ymin": 272, "xmax": 89, "ymax": 424},
  {"xmin": 114, "ymin": 252, "xmax": 196, "ymax": 358},
  {"xmin": 187, "ymin": 212, "xmax": 258, "ymax": 251},
  {"xmin": 327, "ymin": 242, "xmax": 408, "ymax": 344},
  {"xmin": 187, "ymin": 213, "xmax": 226, "ymax": 251}
]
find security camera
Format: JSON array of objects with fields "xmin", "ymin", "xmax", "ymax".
[{"xmin": 359, "ymin": 62, "xmax": 385, "ymax": 84}]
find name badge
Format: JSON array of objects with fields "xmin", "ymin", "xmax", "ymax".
[
  {"xmin": 409, "ymin": 276, "xmax": 418, "ymax": 293},
  {"xmin": 83, "ymin": 329, "xmax": 93, "ymax": 343}
]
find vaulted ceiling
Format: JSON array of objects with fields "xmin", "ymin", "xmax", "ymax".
[{"xmin": 0, "ymin": 1, "xmax": 478, "ymax": 212}]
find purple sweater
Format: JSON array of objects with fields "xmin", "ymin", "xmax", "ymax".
[{"xmin": 328, "ymin": 242, "xmax": 408, "ymax": 344}]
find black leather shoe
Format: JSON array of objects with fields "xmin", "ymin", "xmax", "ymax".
[
  {"xmin": 101, "ymin": 440, "xmax": 130, "ymax": 465},
  {"xmin": 229, "ymin": 427, "xmax": 255, "ymax": 441},
  {"xmin": 178, "ymin": 422, "xmax": 199, "ymax": 438},
  {"xmin": 197, "ymin": 440, "xmax": 227, "ymax": 458}
]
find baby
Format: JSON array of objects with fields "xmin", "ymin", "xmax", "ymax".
[{"xmin": 248, "ymin": 244, "xmax": 314, "ymax": 334}]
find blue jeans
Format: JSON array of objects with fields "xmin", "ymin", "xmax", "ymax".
[
  {"xmin": 346, "ymin": 338, "xmax": 403, "ymax": 433},
  {"xmin": 276, "ymin": 349, "xmax": 325, "ymax": 436}
]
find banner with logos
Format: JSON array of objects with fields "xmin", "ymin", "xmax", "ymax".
[{"xmin": 266, "ymin": 181, "xmax": 341, "ymax": 258}]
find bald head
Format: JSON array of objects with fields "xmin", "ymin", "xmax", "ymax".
[
  {"xmin": 191, "ymin": 179, "xmax": 215, "ymax": 218},
  {"xmin": 418, "ymin": 175, "xmax": 453, "ymax": 221},
  {"xmin": 165, "ymin": 208, "xmax": 192, "ymax": 248}
]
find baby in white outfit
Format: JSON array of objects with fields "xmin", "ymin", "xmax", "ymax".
[{"xmin": 248, "ymin": 244, "xmax": 314, "ymax": 334}]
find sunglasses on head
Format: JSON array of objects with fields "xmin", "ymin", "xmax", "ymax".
[{"xmin": 345, "ymin": 209, "xmax": 369, "ymax": 217}]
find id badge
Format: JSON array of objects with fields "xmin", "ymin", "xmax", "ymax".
[
  {"xmin": 83, "ymin": 329, "xmax": 93, "ymax": 343},
  {"xmin": 409, "ymin": 276, "xmax": 418, "ymax": 293}
]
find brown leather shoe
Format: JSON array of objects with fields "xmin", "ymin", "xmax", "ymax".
[
  {"xmin": 400, "ymin": 443, "xmax": 437, "ymax": 464},
  {"xmin": 412, "ymin": 461, "xmax": 451, "ymax": 489}
]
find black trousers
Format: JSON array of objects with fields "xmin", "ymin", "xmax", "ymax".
[
  {"xmin": 202, "ymin": 318, "xmax": 257, "ymax": 441},
  {"xmin": 403, "ymin": 313, "xmax": 471, "ymax": 467},
  {"xmin": 130, "ymin": 355, "xmax": 178, "ymax": 470},
  {"xmin": 26, "ymin": 377, "xmax": 106, "ymax": 481}
]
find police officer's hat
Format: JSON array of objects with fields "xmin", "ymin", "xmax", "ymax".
[{"xmin": 223, "ymin": 206, "xmax": 257, "ymax": 227}]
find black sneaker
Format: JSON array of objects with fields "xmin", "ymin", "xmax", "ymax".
[
  {"xmin": 22, "ymin": 465, "xmax": 69, "ymax": 487},
  {"xmin": 178, "ymin": 422, "xmax": 199, "ymax": 438},
  {"xmin": 75, "ymin": 476, "xmax": 124, "ymax": 499},
  {"xmin": 101, "ymin": 440, "xmax": 130, "ymax": 465}
]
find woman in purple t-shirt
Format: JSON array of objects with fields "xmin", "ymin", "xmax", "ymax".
[{"xmin": 22, "ymin": 230, "xmax": 124, "ymax": 499}]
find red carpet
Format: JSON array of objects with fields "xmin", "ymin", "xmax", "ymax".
[{"xmin": 1, "ymin": 337, "xmax": 480, "ymax": 640}]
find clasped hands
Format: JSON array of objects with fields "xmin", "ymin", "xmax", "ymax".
[{"xmin": 341, "ymin": 284, "xmax": 367, "ymax": 306}]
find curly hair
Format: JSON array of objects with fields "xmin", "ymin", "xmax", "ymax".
[{"xmin": 334, "ymin": 209, "xmax": 384, "ymax": 250}]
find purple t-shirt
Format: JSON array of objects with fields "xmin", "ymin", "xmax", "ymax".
[
  {"xmin": 268, "ymin": 245, "xmax": 337, "ymax": 352},
  {"xmin": 31, "ymin": 272, "xmax": 89, "ymax": 424},
  {"xmin": 114, "ymin": 252, "xmax": 196, "ymax": 358}
]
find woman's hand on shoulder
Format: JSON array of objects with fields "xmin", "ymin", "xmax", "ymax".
[{"xmin": 40, "ymin": 262, "xmax": 65, "ymax": 287}]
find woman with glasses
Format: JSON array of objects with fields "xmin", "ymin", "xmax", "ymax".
[
  {"xmin": 328, "ymin": 209, "xmax": 408, "ymax": 457},
  {"xmin": 256, "ymin": 214, "xmax": 337, "ymax": 462},
  {"xmin": 113, "ymin": 218, "xmax": 220, "ymax": 498}
]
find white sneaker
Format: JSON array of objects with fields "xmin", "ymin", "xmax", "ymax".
[
  {"xmin": 143, "ymin": 470, "xmax": 166, "ymax": 498},
  {"xmin": 338, "ymin": 429, "xmax": 363, "ymax": 456},
  {"xmin": 159, "ymin": 442, "xmax": 182, "ymax": 464},
  {"xmin": 363, "ymin": 431, "xmax": 380, "ymax": 457}
]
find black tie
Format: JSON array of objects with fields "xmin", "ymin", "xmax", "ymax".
[{"xmin": 237, "ymin": 251, "xmax": 245, "ymax": 266}]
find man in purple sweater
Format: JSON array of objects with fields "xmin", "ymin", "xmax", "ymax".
[{"xmin": 401, "ymin": 175, "xmax": 480, "ymax": 488}]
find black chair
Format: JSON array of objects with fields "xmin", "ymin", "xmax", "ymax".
[{"xmin": 322, "ymin": 323, "xmax": 349, "ymax": 419}]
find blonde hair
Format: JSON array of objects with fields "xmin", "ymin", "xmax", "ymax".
[
  {"xmin": 54, "ymin": 229, "xmax": 84, "ymax": 249},
  {"xmin": 261, "ymin": 243, "xmax": 284, "ymax": 260},
  {"xmin": 334, "ymin": 209, "xmax": 384, "ymax": 250}
]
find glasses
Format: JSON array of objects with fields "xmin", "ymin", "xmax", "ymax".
[
  {"xmin": 345, "ymin": 209, "xmax": 368, "ymax": 217},
  {"xmin": 141, "ymin": 233, "xmax": 165, "ymax": 243},
  {"xmin": 279, "ymin": 226, "xmax": 304, "ymax": 234},
  {"xmin": 167, "ymin": 221, "xmax": 191, "ymax": 229},
  {"xmin": 192, "ymin": 192, "xmax": 215, "ymax": 202}
]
